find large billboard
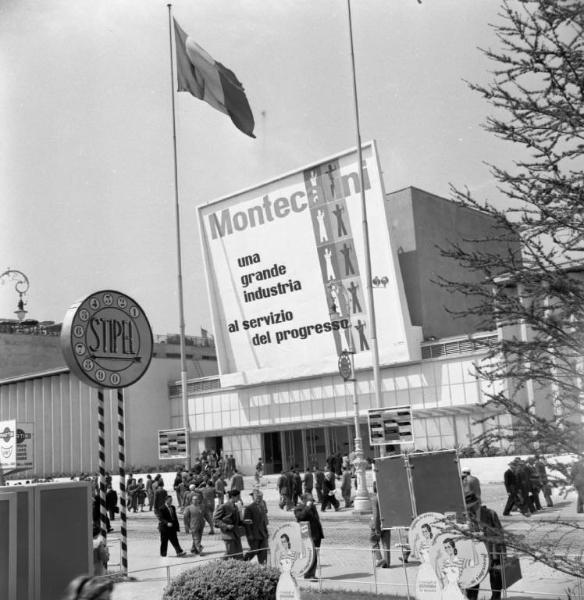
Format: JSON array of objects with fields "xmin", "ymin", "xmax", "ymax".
[{"xmin": 198, "ymin": 142, "xmax": 422, "ymax": 386}]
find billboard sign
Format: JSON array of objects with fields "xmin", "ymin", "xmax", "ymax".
[
  {"xmin": 0, "ymin": 420, "xmax": 34, "ymax": 470},
  {"xmin": 368, "ymin": 405, "xmax": 413, "ymax": 446},
  {"xmin": 198, "ymin": 142, "xmax": 422, "ymax": 386},
  {"xmin": 158, "ymin": 428, "xmax": 188, "ymax": 460}
]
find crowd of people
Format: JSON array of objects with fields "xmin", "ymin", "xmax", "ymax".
[{"xmin": 502, "ymin": 455, "xmax": 553, "ymax": 516}]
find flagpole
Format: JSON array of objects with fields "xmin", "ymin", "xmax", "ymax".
[
  {"xmin": 167, "ymin": 3, "xmax": 191, "ymax": 469},
  {"xmin": 346, "ymin": 0, "xmax": 384, "ymax": 444}
]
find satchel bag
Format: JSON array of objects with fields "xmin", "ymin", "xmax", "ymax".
[{"xmin": 495, "ymin": 555, "xmax": 522, "ymax": 589}]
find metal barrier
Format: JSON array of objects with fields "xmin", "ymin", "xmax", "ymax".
[{"xmin": 107, "ymin": 544, "xmax": 584, "ymax": 600}]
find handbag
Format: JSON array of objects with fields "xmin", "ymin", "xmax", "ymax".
[{"xmin": 494, "ymin": 555, "xmax": 522, "ymax": 589}]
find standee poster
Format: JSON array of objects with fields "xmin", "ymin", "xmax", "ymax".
[{"xmin": 198, "ymin": 142, "xmax": 422, "ymax": 386}]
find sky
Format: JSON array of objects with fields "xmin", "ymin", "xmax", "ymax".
[{"xmin": 0, "ymin": 0, "xmax": 518, "ymax": 337}]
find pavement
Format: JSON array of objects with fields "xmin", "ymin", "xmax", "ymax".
[{"xmin": 108, "ymin": 475, "xmax": 584, "ymax": 600}]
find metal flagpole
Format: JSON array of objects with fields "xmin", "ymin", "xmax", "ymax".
[
  {"xmin": 167, "ymin": 3, "xmax": 191, "ymax": 469},
  {"xmin": 97, "ymin": 389, "xmax": 108, "ymax": 539},
  {"xmin": 346, "ymin": 0, "xmax": 384, "ymax": 421},
  {"xmin": 117, "ymin": 389, "xmax": 128, "ymax": 573}
]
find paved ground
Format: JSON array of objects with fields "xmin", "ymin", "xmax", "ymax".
[{"xmin": 108, "ymin": 475, "xmax": 584, "ymax": 600}]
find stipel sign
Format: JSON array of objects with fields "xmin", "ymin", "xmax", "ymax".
[{"xmin": 61, "ymin": 290, "xmax": 153, "ymax": 389}]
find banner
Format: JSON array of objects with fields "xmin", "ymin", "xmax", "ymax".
[
  {"xmin": 198, "ymin": 142, "xmax": 422, "ymax": 386},
  {"xmin": 0, "ymin": 420, "xmax": 34, "ymax": 470}
]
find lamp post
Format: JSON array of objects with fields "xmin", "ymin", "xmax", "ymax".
[
  {"xmin": 0, "ymin": 269, "xmax": 30, "ymax": 486},
  {"xmin": 328, "ymin": 281, "xmax": 371, "ymax": 513},
  {"xmin": 0, "ymin": 269, "xmax": 30, "ymax": 321}
]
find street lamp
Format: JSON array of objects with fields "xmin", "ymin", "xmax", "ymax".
[
  {"xmin": 327, "ymin": 280, "xmax": 372, "ymax": 513},
  {"xmin": 0, "ymin": 269, "xmax": 30, "ymax": 321}
]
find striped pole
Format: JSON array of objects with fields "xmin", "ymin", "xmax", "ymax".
[
  {"xmin": 97, "ymin": 389, "xmax": 108, "ymax": 539},
  {"xmin": 117, "ymin": 388, "xmax": 128, "ymax": 573}
]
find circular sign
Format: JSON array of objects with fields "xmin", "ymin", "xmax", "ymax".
[
  {"xmin": 408, "ymin": 512, "xmax": 446, "ymax": 560},
  {"xmin": 61, "ymin": 290, "xmax": 153, "ymax": 389},
  {"xmin": 269, "ymin": 522, "xmax": 314, "ymax": 578},
  {"xmin": 338, "ymin": 351, "xmax": 353, "ymax": 381},
  {"xmin": 429, "ymin": 532, "xmax": 489, "ymax": 590}
]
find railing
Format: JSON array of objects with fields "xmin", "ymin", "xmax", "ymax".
[{"xmin": 106, "ymin": 544, "xmax": 584, "ymax": 600}]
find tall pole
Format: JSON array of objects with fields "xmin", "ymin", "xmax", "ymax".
[
  {"xmin": 346, "ymin": 1, "xmax": 383, "ymax": 412},
  {"xmin": 117, "ymin": 389, "xmax": 128, "ymax": 573},
  {"xmin": 167, "ymin": 3, "xmax": 191, "ymax": 468},
  {"xmin": 97, "ymin": 389, "xmax": 108, "ymax": 539}
]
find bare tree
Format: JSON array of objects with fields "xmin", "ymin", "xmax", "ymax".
[{"xmin": 439, "ymin": 0, "xmax": 584, "ymax": 578}]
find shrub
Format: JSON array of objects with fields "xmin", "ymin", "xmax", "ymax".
[{"xmin": 162, "ymin": 559, "xmax": 281, "ymax": 600}]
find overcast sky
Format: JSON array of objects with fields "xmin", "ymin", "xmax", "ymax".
[{"xmin": 0, "ymin": 0, "xmax": 517, "ymax": 336}]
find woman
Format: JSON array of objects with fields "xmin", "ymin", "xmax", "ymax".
[
  {"xmin": 62, "ymin": 575, "xmax": 114, "ymax": 600},
  {"xmin": 414, "ymin": 524, "xmax": 440, "ymax": 599},
  {"xmin": 437, "ymin": 538, "xmax": 475, "ymax": 600}
]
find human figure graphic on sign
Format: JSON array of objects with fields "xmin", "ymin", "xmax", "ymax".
[
  {"xmin": 309, "ymin": 170, "xmax": 320, "ymax": 204},
  {"xmin": 316, "ymin": 209, "xmax": 328, "ymax": 242},
  {"xmin": 414, "ymin": 524, "xmax": 441, "ymax": 600},
  {"xmin": 332, "ymin": 204, "xmax": 348, "ymax": 237},
  {"xmin": 324, "ymin": 248, "xmax": 336, "ymax": 281},
  {"xmin": 340, "ymin": 243, "xmax": 356, "ymax": 276},
  {"xmin": 348, "ymin": 281, "xmax": 362, "ymax": 313},
  {"xmin": 356, "ymin": 319, "xmax": 369, "ymax": 351},
  {"xmin": 325, "ymin": 163, "xmax": 338, "ymax": 198}
]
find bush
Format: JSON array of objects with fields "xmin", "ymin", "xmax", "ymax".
[{"xmin": 162, "ymin": 559, "xmax": 281, "ymax": 600}]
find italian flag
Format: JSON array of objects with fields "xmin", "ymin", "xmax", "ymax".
[{"xmin": 174, "ymin": 19, "xmax": 256, "ymax": 138}]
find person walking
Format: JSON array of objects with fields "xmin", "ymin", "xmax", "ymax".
[
  {"xmin": 157, "ymin": 496, "xmax": 186, "ymax": 557},
  {"xmin": 214, "ymin": 473, "xmax": 226, "ymax": 506},
  {"xmin": 502, "ymin": 460, "xmax": 525, "ymax": 516},
  {"xmin": 153, "ymin": 479, "xmax": 168, "ymax": 516},
  {"xmin": 243, "ymin": 489, "xmax": 269, "ymax": 564},
  {"xmin": 340, "ymin": 468, "xmax": 353, "ymax": 508},
  {"xmin": 370, "ymin": 482, "xmax": 391, "ymax": 568},
  {"xmin": 535, "ymin": 455, "xmax": 553, "ymax": 507},
  {"xmin": 214, "ymin": 489, "xmax": 244, "ymax": 559},
  {"xmin": 292, "ymin": 469, "xmax": 302, "ymax": 507},
  {"xmin": 230, "ymin": 469, "xmax": 244, "ymax": 494},
  {"xmin": 184, "ymin": 495, "xmax": 205, "ymax": 555},
  {"xmin": 201, "ymin": 480, "xmax": 216, "ymax": 535},
  {"xmin": 321, "ymin": 470, "xmax": 340, "ymax": 512},
  {"xmin": 277, "ymin": 469, "xmax": 292, "ymax": 510},
  {"xmin": 105, "ymin": 483, "xmax": 118, "ymax": 522},
  {"xmin": 146, "ymin": 474, "xmax": 154, "ymax": 511},
  {"xmin": 294, "ymin": 492, "xmax": 324, "ymax": 580},
  {"xmin": 314, "ymin": 466, "xmax": 325, "ymax": 504},
  {"xmin": 303, "ymin": 468, "xmax": 314, "ymax": 496}
]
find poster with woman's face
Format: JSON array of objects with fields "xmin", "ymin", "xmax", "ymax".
[
  {"xmin": 408, "ymin": 512, "xmax": 445, "ymax": 560},
  {"xmin": 429, "ymin": 533, "xmax": 489, "ymax": 590},
  {"xmin": 269, "ymin": 522, "xmax": 314, "ymax": 578}
]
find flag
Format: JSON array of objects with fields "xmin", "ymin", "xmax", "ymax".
[{"xmin": 173, "ymin": 19, "xmax": 255, "ymax": 138}]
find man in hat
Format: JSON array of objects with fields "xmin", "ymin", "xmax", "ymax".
[
  {"xmin": 462, "ymin": 468, "xmax": 482, "ymax": 505},
  {"xmin": 213, "ymin": 489, "xmax": 244, "ymax": 560},
  {"xmin": 243, "ymin": 489, "xmax": 269, "ymax": 564}
]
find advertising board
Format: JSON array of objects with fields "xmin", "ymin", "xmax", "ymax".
[{"xmin": 198, "ymin": 142, "xmax": 422, "ymax": 386}]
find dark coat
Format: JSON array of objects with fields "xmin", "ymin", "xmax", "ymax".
[
  {"xmin": 294, "ymin": 501, "xmax": 324, "ymax": 544},
  {"xmin": 323, "ymin": 475, "xmax": 336, "ymax": 496},
  {"xmin": 231, "ymin": 473, "xmax": 244, "ymax": 492},
  {"xmin": 315, "ymin": 469, "xmax": 325, "ymax": 489},
  {"xmin": 293, "ymin": 472, "xmax": 302, "ymax": 495},
  {"xmin": 303, "ymin": 472, "xmax": 314, "ymax": 491},
  {"xmin": 503, "ymin": 468, "xmax": 516, "ymax": 493},
  {"xmin": 243, "ymin": 501, "xmax": 269, "ymax": 541},
  {"xmin": 157, "ymin": 504, "xmax": 180, "ymax": 532},
  {"xmin": 213, "ymin": 500, "xmax": 242, "ymax": 541}
]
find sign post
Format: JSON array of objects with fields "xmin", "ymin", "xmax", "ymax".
[{"xmin": 61, "ymin": 289, "xmax": 153, "ymax": 573}]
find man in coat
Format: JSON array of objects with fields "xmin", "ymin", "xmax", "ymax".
[
  {"xmin": 201, "ymin": 480, "xmax": 216, "ymax": 535},
  {"xmin": 230, "ymin": 469, "xmax": 244, "ymax": 493},
  {"xmin": 277, "ymin": 469, "xmax": 292, "ymax": 510},
  {"xmin": 213, "ymin": 489, "xmax": 244, "ymax": 559},
  {"xmin": 370, "ymin": 483, "xmax": 391, "ymax": 568},
  {"xmin": 321, "ymin": 470, "xmax": 340, "ymax": 512},
  {"xmin": 314, "ymin": 466, "xmax": 325, "ymax": 504},
  {"xmin": 153, "ymin": 479, "xmax": 168, "ymax": 516},
  {"xmin": 294, "ymin": 492, "xmax": 324, "ymax": 580},
  {"xmin": 503, "ymin": 461, "xmax": 522, "ymax": 516},
  {"xmin": 183, "ymin": 495, "xmax": 205, "ymax": 555},
  {"xmin": 157, "ymin": 496, "xmax": 186, "ymax": 557},
  {"xmin": 303, "ymin": 469, "xmax": 314, "ymax": 496},
  {"xmin": 243, "ymin": 489, "xmax": 269, "ymax": 564}
]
